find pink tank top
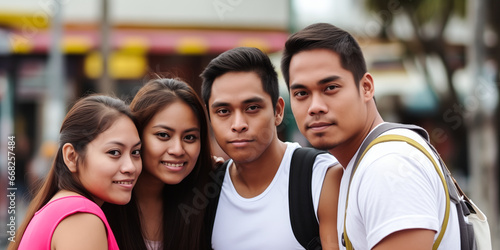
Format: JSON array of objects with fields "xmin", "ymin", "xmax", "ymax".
[{"xmin": 18, "ymin": 195, "xmax": 119, "ymax": 250}]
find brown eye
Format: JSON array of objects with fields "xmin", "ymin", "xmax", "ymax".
[
  {"xmin": 156, "ymin": 132, "xmax": 170, "ymax": 139},
  {"xmin": 107, "ymin": 150, "xmax": 121, "ymax": 157}
]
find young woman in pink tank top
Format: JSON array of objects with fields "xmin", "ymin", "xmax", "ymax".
[{"xmin": 9, "ymin": 95, "xmax": 142, "ymax": 250}]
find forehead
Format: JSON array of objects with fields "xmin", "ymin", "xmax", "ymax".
[
  {"xmin": 150, "ymin": 100, "xmax": 198, "ymax": 124},
  {"xmin": 209, "ymin": 71, "xmax": 271, "ymax": 105},
  {"xmin": 89, "ymin": 115, "xmax": 138, "ymax": 144},
  {"xmin": 289, "ymin": 49, "xmax": 353, "ymax": 84}
]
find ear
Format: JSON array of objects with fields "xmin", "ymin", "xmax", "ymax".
[
  {"xmin": 359, "ymin": 73, "xmax": 375, "ymax": 102},
  {"xmin": 274, "ymin": 97, "xmax": 285, "ymax": 126},
  {"xmin": 62, "ymin": 143, "xmax": 78, "ymax": 173}
]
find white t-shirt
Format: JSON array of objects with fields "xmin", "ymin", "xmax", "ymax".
[
  {"xmin": 338, "ymin": 124, "xmax": 461, "ymax": 249},
  {"xmin": 212, "ymin": 142, "xmax": 338, "ymax": 250},
  {"xmin": 145, "ymin": 239, "xmax": 162, "ymax": 250}
]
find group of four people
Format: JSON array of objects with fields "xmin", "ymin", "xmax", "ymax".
[{"xmin": 10, "ymin": 22, "xmax": 460, "ymax": 250}]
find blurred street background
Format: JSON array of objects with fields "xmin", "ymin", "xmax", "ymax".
[{"xmin": 0, "ymin": 0, "xmax": 498, "ymax": 248}]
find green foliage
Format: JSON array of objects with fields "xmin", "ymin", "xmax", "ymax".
[{"xmin": 365, "ymin": 0, "xmax": 465, "ymax": 26}]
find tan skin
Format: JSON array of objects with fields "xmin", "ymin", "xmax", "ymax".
[
  {"xmin": 227, "ymin": 98, "xmax": 287, "ymax": 198},
  {"xmin": 208, "ymin": 71, "xmax": 341, "ymax": 249},
  {"xmin": 226, "ymin": 97, "xmax": 288, "ymax": 197},
  {"xmin": 318, "ymin": 164, "xmax": 343, "ymax": 249},
  {"xmin": 51, "ymin": 116, "xmax": 141, "ymax": 250},
  {"xmin": 227, "ymin": 98, "xmax": 288, "ymax": 198},
  {"xmin": 50, "ymin": 191, "xmax": 108, "ymax": 250},
  {"xmin": 134, "ymin": 101, "xmax": 202, "ymax": 242},
  {"xmin": 289, "ymin": 48, "xmax": 436, "ymax": 249}
]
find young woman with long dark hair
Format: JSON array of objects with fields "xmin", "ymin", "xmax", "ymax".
[
  {"xmin": 103, "ymin": 78, "xmax": 214, "ymax": 250},
  {"xmin": 9, "ymin": 95, "xmax": 142, "ymax": 250}
]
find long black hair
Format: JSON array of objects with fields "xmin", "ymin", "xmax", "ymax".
[{"xmin": 103, "ymin": 78, "xmax": 214, "ymax": 250}]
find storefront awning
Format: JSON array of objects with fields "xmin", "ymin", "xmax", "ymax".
[{"xmin": 7, "ymin": 28, "xmax": 289, "ymax": 54}]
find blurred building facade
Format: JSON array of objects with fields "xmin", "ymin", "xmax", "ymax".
[
  {"xmin": 1, "ymin": 0, "xmax": 497, "ymax": 247},
  {"xmin": 0, "ymin": 0, "xmax": 291, "ymax": 246},
  {"xmin": 0, "ymin": 0, "xmax": 289, "ymax": 177}
]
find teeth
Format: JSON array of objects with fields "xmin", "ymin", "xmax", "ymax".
[
  {"xmin": 113, "ymin": 181, "xmax": 133, "ymax": 185},
  {"xmin": 163, "ymin": 162, "xmax": 184, "ymax": 167}
]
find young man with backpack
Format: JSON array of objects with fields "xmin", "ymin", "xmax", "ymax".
[
  {"xmin": 281, "ymin": 23, "xmax": 464, "ymax": 249},
  {"xmin": 201, "ymin": 47, "xmax": 343, "ymax": 249}
]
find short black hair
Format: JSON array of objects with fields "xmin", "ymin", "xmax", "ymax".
[
  {"xmin": 200, "ymin": 47, "xmax": 279, "ymax": 111},
  {"xmin": 281, "ymin": 23, "xmax": 367, "ymax": 89}
]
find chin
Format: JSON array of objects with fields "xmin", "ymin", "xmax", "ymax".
[
  {"xmin": 163, "ymin": 176, "xmax": 184, "ymax": 185},
  {"xmin": 119, "ymin": 196, "xmax": 133, "ymax": 204},
  {"xmin": 308, "ymin": 139, "xmax": 337, "ymax": 151},
  {"xmin": 310, "ymin": 143, "xmax": 334, "ymax": 151},
  {"xmin": 305, "ymin": 132, "xmax": 337, "ymax": 149}
]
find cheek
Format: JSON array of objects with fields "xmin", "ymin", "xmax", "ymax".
[
  {"xmin": 142, "ymin": 143, "xmax": 162, "ymax": 169},
  {"xmin": 143, "ymin": 135, "xmax": 164, "ymax": 155},
  {"xmin": 211, "ymin": 123, "xmax": 228, "ymax": 142},
  {"xmin": 290, "ymin": 98, "xmax": 304, "ymax": 113},
  {"xmin": 133, "ymin": 157, "xmax": 143, "ymax": 174},
  {"xmin": 189, "ymin": 143, "xmax": 201, "ymax": 159},
  {"xmin": 290, "ymin": 104, "xmax": 306, "ymax": 123},
  {"xmin": 186, "ymin": 143, "xmax": 201, "ymax": 171}
]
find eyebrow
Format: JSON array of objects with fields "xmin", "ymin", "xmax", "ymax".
[
  {"xmin": 290, "ymin": 75, "xmax": 341, "ymax": 90},
  {"xmin": 319, "ymin": 75, "xmax": 341, "ymax": 85},
  {"xmin": 242, "ymin": 97, "xmax": 265, "ymax": 104},
  {"xmin": 152, "ymin": 125, "xmax": 200, "ymax": 133},
  {"xmin": 211, "ymin": 101, "xmax": 230, "ymax": 109},
  {"xmin": 211, "ymin": 96, "xmax": 266, "ymax": 109},
  {"xmin": 106, "ymin": 141, "xmax": 142, "ymax": 147}
]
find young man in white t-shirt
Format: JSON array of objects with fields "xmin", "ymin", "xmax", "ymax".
[
  {"xmin": 281, "ymin": 23, "xmax": 461, "ymax": 249},
  {"xmin": 200, "ymin": 47, "xmax": 343, "ymax": 249}
]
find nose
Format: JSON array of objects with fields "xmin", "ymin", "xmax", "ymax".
[
  {"xmin": 121, "ymin": 154, "xmax": 139, "ymax": 175},
  {"xmin": 231, "ymin": 111, "xmax": 248, "ymax": 133},
  {"xmin": 167, "ymin": 137, "xmax": 185, "ymax": 156},
  {"xmin": 308, "ymin": 94, "xmax": 328, "ymax": 116}
]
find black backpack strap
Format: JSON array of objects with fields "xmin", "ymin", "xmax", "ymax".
[
  {"xmin": 205, "ymin": 160, "xmax": 230, "ymax": 249},
  {"xmin": 289, "ymin": 147, "xmax": 328, "ymax": 250}
]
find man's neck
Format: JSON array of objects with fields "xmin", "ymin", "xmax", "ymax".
[
  {"xmin": 331, "ymin": 111, "xmax": 384, "ymax": 168},
  {"xmin": 230, "ymin": 140, "xmax": 287, "ymax": 198}
]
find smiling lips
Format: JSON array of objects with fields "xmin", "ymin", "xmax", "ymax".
[
  {"xmin": 113, "ymin": 180, "xmax": 134, "ymax": 185},
  {"xmin": 112, "ymin": 180, "xmax": 135, "ymax": 189},
  {"xmin": 162, "ymin": 161, "xmax": 185, "ymax": 171}
]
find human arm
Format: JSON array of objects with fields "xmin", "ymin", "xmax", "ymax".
[
  {"xmin": 352, "ymin": 144, "xmax": 443, "ymax": 249},
  {"xmin": 372, "ymin": 229, "xmax": 435, "ymax": 250},
  {"xmin": 318, "ymin": 163, "xmax": 343, "ymax": 250},
  {"xmin": 51, "ymin": 212, "xmax": 108, "ymax": 250}
]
